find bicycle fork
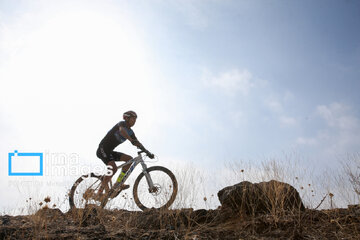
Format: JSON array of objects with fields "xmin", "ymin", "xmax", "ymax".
[{"xmin": 141, "ymin": 162, "xmax": 156, "ymax": 193}]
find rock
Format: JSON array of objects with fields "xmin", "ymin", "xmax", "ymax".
[
  {"xmin": 258, "ymin": 180, "xmax": 305, "ymax": 213},
  {"xmin": 218, "ymin": 181, "xmax": 261, "ymax": 214},
  {"xmin": 218, "ymin": 180, "xmax": 305, "ymax": 215}
]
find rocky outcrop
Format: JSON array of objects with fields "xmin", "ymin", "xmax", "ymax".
[{"xmin": 218, "ymin": 180, "xmax": 305, "ymax": 215}]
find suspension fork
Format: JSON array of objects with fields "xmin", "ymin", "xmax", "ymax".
[{"xmin": 140, "ymin": 161, "xmax": 156, "ymax": 192}]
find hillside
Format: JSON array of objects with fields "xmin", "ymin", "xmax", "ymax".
[
  {"xmin": 1, "ymin": 180, "xmax": 360, "ymax": 239},
  {"xmin": 1, "ymin": 206, "xmax": 360, "ymax": 239}
]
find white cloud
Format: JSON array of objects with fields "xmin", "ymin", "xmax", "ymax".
[
  {"xmin": 202, "ymin": 69, "xmax": 254, "ymax": 96},
  {"xmin": 296, "ymin": 137, "xmax": 317, "ymax": 145},
  {"xmin": 171, "ymin": 0, "xmax": 209, "ymax": 29},
  {"xmin": 265, "ymin": 98, "xmax": 283, "ymax": 113},
  {"xmin": 317, "ymin": 103, "xmax": 359, "ymax": 130},
  {"xmin": 283, "ymin": 90, "xmax": 295, "ymax": 102},
  {"xmin": 229, "ymin": 111, "xmax": 246, "ymax": 127},
  {"xmin": 264, "ymin": 93, "xmax": 297, "ymax": 127},
  {"xmin": 279, "ymin": 116, "xmax": 297, "ymax": 126},
  {"xmin": 317, "ymin": 103, "xmax": 360, "ymax": 154},
  {"xmin": 297, "ymin": 102, "xmax": 360, "ymax": 163}
]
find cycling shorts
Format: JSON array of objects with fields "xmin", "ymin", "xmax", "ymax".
[{"xmin": 96, "ymin": 145, "xmax": 124, "ymax": 165}]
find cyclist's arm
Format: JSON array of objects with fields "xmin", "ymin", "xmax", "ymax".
[
  {"xmin": 131, "ymin": 133, "xmax": 153, "ymax": 158},
  {"xmin": 131, "ymin": 133, "xmax": 145, "ymax": 149},
  {"xmin": 119, "ymin": 127, "xmax": 144, "ymax": 148},
  {"xmin": 119, "ymin": 126, "xmax": 134, "ymax": 142}
]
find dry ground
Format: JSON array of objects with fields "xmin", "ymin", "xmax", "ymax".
[{"xmin": 1, "ymin": 205, "xmax": 360, "ymax": 239}]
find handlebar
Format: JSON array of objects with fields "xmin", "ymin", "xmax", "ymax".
[{"xmin": 137, "ymin": 147, "xmax": 155, "ymax": 159}]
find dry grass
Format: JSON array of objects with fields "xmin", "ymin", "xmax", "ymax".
[
  {"xmin": 2, "ymin": 196, "xmax": 360, "ymax": 239},
  {"xmin": 2, "ymin": 153, "xmax": 360, "ymax": 239},
  {"xmin": 343, "ymin": 153, "xmax": 360, "ymax": 198}
]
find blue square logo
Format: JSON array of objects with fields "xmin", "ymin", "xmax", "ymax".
[{"xmin": 8, "ymin": 150, "xmax": 43, "ymax": 176}]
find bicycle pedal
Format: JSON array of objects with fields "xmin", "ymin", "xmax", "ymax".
[{"xmin": 120, "ymin": 184, "xmax": 130, "ymax": 190}]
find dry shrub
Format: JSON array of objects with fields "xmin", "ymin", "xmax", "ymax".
[{"xmin": 343, "ymin": 153, "xmax": 360, "ymax": 197}]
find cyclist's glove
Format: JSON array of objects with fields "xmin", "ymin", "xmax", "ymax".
[{"xmin": 143, "ymin": 149, "xmax": 154, "ymax": 159}]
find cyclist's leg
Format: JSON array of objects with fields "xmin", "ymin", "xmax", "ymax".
[
  {"xmin": 96, "ymin": 147, "xmax": 118, "ymax": 194},
  {"xmin": 116, "ymin": 153, "xmax": 132, "ymax": 172},
  {"xmin": 103, "ymin": 160, "xmax": 117, "ymax": 185},
  {"xmin": 110, "ymin": 152, "xmax": 132, "ymax": 190},
  {"xmin": 96, "ymin": 148, "xmax": 132, "ymax": 192}
]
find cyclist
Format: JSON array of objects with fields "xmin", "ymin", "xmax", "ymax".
[{"xmin": 95, "ymin": 110, "xmax": 147, "ymax": 200}]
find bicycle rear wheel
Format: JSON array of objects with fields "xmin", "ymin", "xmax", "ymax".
[
  {"xmin": 69, "ymin": 173, "xmax": 110, "ymax": 209},
  {"xmin": 133, "ymin": 166, "xmax": 178, "ymax": 210}
]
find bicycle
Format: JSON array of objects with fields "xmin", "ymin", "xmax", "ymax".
[{"xmin": 69, "ymin": 148, "xmax": 178, "ymax": 210}]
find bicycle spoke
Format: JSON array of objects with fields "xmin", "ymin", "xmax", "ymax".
[
  {"xmin": 69, "ymin": 174, "xmax": 109, "ymax": 208},
  {"xmin": 133, "ymin": 167, "xmax": 177, "ymax": 210}
]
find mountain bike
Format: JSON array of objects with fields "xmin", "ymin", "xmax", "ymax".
[{"xmin": 69, "ymin": 148, "xmax": 178, "ymax": 210}]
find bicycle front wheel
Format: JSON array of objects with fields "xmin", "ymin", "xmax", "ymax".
[{"xmin": 133, "ymin": 166, "xmax": 178, "ymax": 210}]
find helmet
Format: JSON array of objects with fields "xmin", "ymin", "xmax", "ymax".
[{"xmin": 123, "ymin": 110, "xmax": 137, "ymax": 120}]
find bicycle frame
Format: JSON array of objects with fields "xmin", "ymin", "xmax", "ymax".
[
  {"xmin": 69, "ymin": 149, "xmax": 178, "ymax": 210},
  {"xmin": 113, "ymin": 152, "xmax": 155, "ymax": 191}
]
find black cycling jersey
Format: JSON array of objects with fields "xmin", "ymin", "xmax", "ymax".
[{"xmin": 99, "ymin": 121, "xmax": 137, "ymax": 152}]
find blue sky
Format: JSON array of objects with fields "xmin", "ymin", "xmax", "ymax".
[
  {"xmin": 123, "ymin": 0, "xmax": 360, "ymax": 165},
  {"xmin": 1, "ymin": 0, "xmax": 360, "ymax": 211}
]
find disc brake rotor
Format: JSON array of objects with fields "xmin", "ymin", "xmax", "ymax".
[{"xmin": 149, "ymin": 184, "xmax": 162, "ymax": 196}]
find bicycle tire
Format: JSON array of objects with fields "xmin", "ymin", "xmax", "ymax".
[
  {"xmin": 133, "ymin": 166, "xmax": 178, "ymax": 211},
  {"xmin": 69, "ymin": 173, "xmax": 109, "ymax": 209}
]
